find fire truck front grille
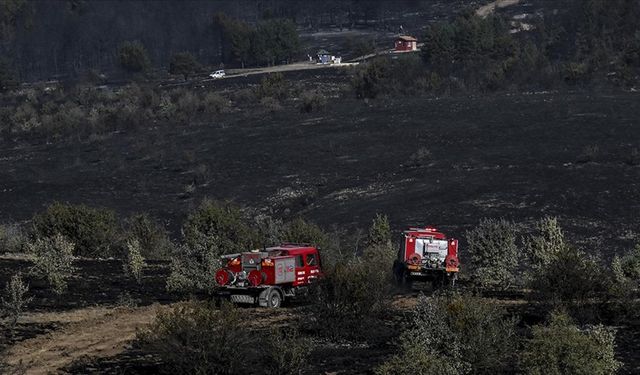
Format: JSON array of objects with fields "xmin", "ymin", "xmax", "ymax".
[{"xmin": 230, "ymin": 294, "xmax": 255, "ymax": 304}]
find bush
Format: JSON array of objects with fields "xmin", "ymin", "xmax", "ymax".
[
  {"xmin": 168, "ymin": 200, "xmax": 255, "ymax": 293},
  {"xmin": 0, "ymin": 223, "xmax": 25, "ymax": 253},
  {"xmin": 377, "ymin": 293, "xmax": 517, "ymax": 375},
  {"xmin": 166, "ymin": 241, "xmax": 222, "ymax": 294},
  {"xmin": 168, "ymin": 52, "xmax": 200, "ymax": 80},
  {"xmin": 1, "ymin": 273, "xmax": 32, "ymax": 333},
  {"xmin": 255, "ymin": 73, "xmax": 290, "ymax": 100},
  {"xmin": 523, "ymin": 217, "xmax": 566, "ymax": 276},
  {"xmin": 31, "ymin": 202, "xmax": 120, "ymax": 258},
  {"xmin": 351, "ymin": 58, "xmax": 388, "ymax": 99},
  {"xmin": 520, "ymin": 310, "xmax": 621, "ymax": 375},
  {"xmin": 203, "ymin": 92, "xmax": 228, "ymax": 114},
  {"xmin": 182, "ymin": 199, "xmax": 255, "ymax": 253},
  {"xmin": 123, "ymin": 239, "xmax": 145, "ymax": 284},
  {"xmin": 138, "ymin": 301, "xmax": 252, "ymax": 375},
  {"xmin": 118, "ymin": 40, "xmax": 151, "ymax": 73},
  {"xmin": 530, "ymin": 245, "xmax": 609, "ymax": 307},
  {"xmin": 376, "ymin": 347, "xmax": 461, "ymax": 375},
  {"xmin": 281, "ymin": 217, "xmax": 328, "ymax": 248},
  {"xmin": 298, "ymin": 91, "xmax": 326, "ymax": 113},
  {"xmin": 366, "ymin": 213, "xmax": 392, "ymax": 248},
  {"xmin": 262, "ymin": 327, "xmax": 311, "ymax": 375},
  {"xmin": 260, "ymin": 96, "xmax": 282, "ymax": 112},
  {"xmin": 27, "ymin": 234, "xmax": 75, "ymax": 294},
  {"xmin": 466, "ymin": 218, "xmax": 520, "ymax": 289},
  {"xmin": 124, "ymin": 213, "xmax": 172, "ymax": 260},
  {"xmin": 307, "ymin": 250, "xmax": 394, "ymax": 340}
]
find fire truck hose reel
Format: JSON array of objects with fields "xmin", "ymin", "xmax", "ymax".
[
  {"xmin": 408, "ymin": 253, "xmax": 422, "ymax": 265},
  {"xmin": 248, "ymin": 270, "xmax": 266, "ymax": 287}
]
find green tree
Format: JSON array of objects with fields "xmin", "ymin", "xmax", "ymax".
[
  {"xmin": 31, "ymin": 202, "xmax": 120, "ymax": 258},
  {"xmin": 366, "ymin": 213, "xmax": 391, "ymax": 248},
  {"xmin": 27, "ymin": 233, "xmax": 75, "ymax": 294},
  {"xmin": 466, "ymin": 218, "xmax": 520, "ymax": 289},
  {"xmin": 168, "ymin": 52, "xmax": 200, "ymax": 80},
  {"xmin": 118, "ymin": 40, "xmax": 151, "ymax": 73}
]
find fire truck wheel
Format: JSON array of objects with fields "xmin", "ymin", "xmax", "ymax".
[{"xmin": 267, "ymin": 289, "xmax": 282, "ymax": 308}]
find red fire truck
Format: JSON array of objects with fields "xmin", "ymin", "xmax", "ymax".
[
  {"xmin": 214, "ymin": 244, "xmax": 322, "ymax": 308},
  {"xmin": 393, "ymin": 227, "xmax": 460, "ymax": 289}
]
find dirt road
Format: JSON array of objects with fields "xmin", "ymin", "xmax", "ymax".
[
  {"xmin": 476, "ymin": 0, "xmax": 521, "ymax": 17},
  {"xmin": 4, "ymin": 305, "xmax": 162, "ymax": 374}
]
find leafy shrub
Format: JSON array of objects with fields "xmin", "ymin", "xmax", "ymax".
[
  {"xmin": 607, "ymin": 245, "xmax": 640, "ymax": 322},
  {"xmin": 0, "ymin": 223, "xmax": 25, "ymax": 253},
  {"xmin": 377, "ymin": 293, "xmax": 517, "ymax": 375},
  {"xmin": 611, "ymin": 244, "xmax": 640, "ymax": 283},
  {"xmin": 308, "ymin": 249, "xmax": 394, "ymax": 340},
  {"xmin": 27, "ymin": 234, "xmax": 75, "ymax": 294},
  {"xmin": 260, "ymin": 96, "xmax": 282, "ymax": 112},
  {"xmin": 203, "ymin": 92, "xmax": 228, "ymax": 114},
  {"xmin": 118, "ymin": 40, "xmax": 151, "ymax": 73},
  {"xmin": 124, "ymin": 213, "xmax": 172, "ymax": 260},
  {"xmin": 1, "ymin": 273, "xmax": 32, "ymax": 333},
  {"xmin": 523, "ymin": 217, "xmax": 566, "ymax": 276},
  {"xmin": 166, "ymin": 241, "xmax": 222, "ymax": 294},
  {"xmin": 168, "ymin": 52, "xmax": 200, "ymax": 79},
  {"xmin": 281, "ymin": 217, "xmax": 328, "ymax": 248},
  {"xmin": 299, "ymin": 91, "xmax": 326, "ymax": 113},
  {"xmin": 366, "ymin": 213, "xmax": 392, "ymax": 248},
  {"xmin": 262, "ymin": 327, "xmax": 311, "ymax": 375},
  {"xmin": 182, "ymin": 199, "xmax": 255, "ymax": 253},
  {"xmin": 351, "ymin": 58, "xmax": 388, "ymax": 99},
  {"xmin": 123, "ymin": 239, "xmax": 146, "ymax": 284},
  {"xmin": 466, "ymin": 218, "xmax": 520, "ymax": 289},
  {"xmin": 255, "ymin": 73, "xmax": 289, "ymax": 100},
  {"xmin": 530, "ymin": 245, "xmax": 609, "ymax": 306},
  {"xmin": 31, "ymin": 202, "xmax": 120, "ymax": 258},
  {"xmin": 138, "ymin": 301, "xmax": 252, "ymax": 375},
  {"xmin": 520, "ymin": 310, "xmax": 621, "ymax": 375},
  {"xmin": 376, "ymin": 347, "xmax": 461, "ymax": 375}
]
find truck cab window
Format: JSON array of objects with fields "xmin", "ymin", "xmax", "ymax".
[
  {"xmin": 306, "ymin": 253, "xmax": 316, "ymax": 266},
  {"xmin": 296, "ymin": 255, "xmax": 303, "ymax": 267}
]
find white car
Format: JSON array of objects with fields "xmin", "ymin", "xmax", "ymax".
[{"xmin": 209, "ymin": 70, "xmax": 226, "ymax": 79}]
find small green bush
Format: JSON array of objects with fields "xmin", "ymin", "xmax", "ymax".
[
  {"xmin": 124, "ymin": 213, "xmax": 172, "ymax": 260},
  {"xmin": 138, "ymin": 301, "xmax": 252, "ymax": 375},
  {"xmin": 118, "ymin": 40, "xmax": 151, "ymax": 73},
  {"xmin": 530, "ymin": 245, "xmax": 609, "ymax": 306},
  {"xmin": 123, "ymin": 239, "xmax": 146, "ymax": 284},
  {"xmin": 281, "ymin": 217, "xmax": 328, "ymax": 248},
  {"xmin": 299, "ymin": 91, "xmax": 326, "ymax": 113},
  {"xmin": 307, "ymin": 250, "xmax": 394, "ymax": 340},
  {"xmin": 31, "ymin": 202, "xmax": 120, "ymax": 258},
  {"xmin": 0, "ymin": 223, "xmax": 25, "ymax": 253},
  {"xmin": 168, "ymin": 52, "xmax": 201, "ymax": 80},
  {"xmin": 181, "ymin": 199, "xmax": 255, "ymax": 253},
  {"xmin": 520, "ymin": 310, "xmax": 621, "ymax": 375},
  {"xmin": 466, "ymin": 218, "xmax": 520, "ymax": 289},
  {"xmin": 377, "ymin": 293, "xmax": 517, "ymax": 375},
  {"xmin": 523, "ymin": 217, "xmax": 566, "ymax": 276},
  {"xmin": 203, "ymin": 92, "xmax": 228, "ymax": 114},
  {"xmin": 1, "ymin": 273, "xmax": 32, "ymax": 333},
  {"xmin": 27, "ymin": 234, "xmax": 75, "ymax": 294},
  {"xmin": 366, "ymin": 213, "xmax": 392, "ymax": 248},
  {"xmin": 255, "ymin": 73, "xmax": 289, "ymax": 100},
  {"xmin": 262, "ymin": 327, "xmax": 312, "ymax": 375}
]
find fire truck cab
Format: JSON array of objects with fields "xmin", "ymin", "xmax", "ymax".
[
  {"xmin": 214, "ymin": 244, "xmax": 322, "ymax": 308},
  {"xmin": 393, "ymin": 227, "xmax": 459, "ymax": 289}
]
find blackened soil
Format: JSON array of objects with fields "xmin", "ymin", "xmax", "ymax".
[
  {"xmin": 1, "ymin": 89, "xmax": 639, "ymax": 258},
  {"xmin": 0, "ymin": 258, "xmax": 174, "ymax": 313}
]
